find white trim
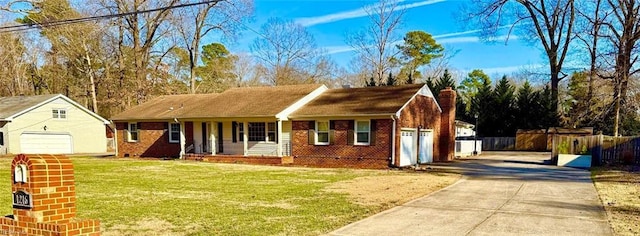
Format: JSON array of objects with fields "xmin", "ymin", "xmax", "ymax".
[
  {"xmin": 354, "ymin": 120, "xmax": 371, "ymax": 145},
  {"xmin": 179, "ymin": 121, "xmax": 186, "ymax": 158},
  {"xmin": 276, "ymin": 120, "xmax": 283, "ymax": 157},
  {"xmin": 127, "ymin": 122, "xmax": 139, "ymax": 142},
  {"xmin": 315, "ymin": 120, "xmax": 330, "ymax": 145},
  {"xmin": 395, "ymin": 84, "xmax": 442, "ymax": 119},
  {"xmin": 276, "ymin": 85, "xmax": 328, "ymax": 121},
  {"xmin": 6, "ymin": 94, "xmax": 110, "ymax": 124},
  {"xmin": 169, "ymin": 123, "xmax": 180, "ymax": 143}
]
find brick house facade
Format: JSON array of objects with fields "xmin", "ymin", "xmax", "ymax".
[
  {"xmin": 292, "ymin": 119, "xmax": 393, "ymax": 168},
  {"xmin": 111, "ymin": 84, "xmax": 456, "ymax": 169},
  {"xmin": 115, "ymin": 121, "xmax": 194, "ymax": 158}
]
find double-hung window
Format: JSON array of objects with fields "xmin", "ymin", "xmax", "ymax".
[
  {"xmin": 169, "ymin": 123, "xmax": 180, "ymax": 143},
  {"xmin": 52, "ymin": 109, "xmax": 67, "ymax": 119},
  {"xmin": 316, "ymin": 121, "xmax": 329, "ymax": 145},
  {"xmin": 128, "ymin": 123, "xmax": 139, "ymax": 142},
  {"xmin": 355, "ymin": 120, "xmax": 370, "ymax": 145},
  {"xmin": 248, "ymin": 122, "xmax": 265, "ymax": 141}
]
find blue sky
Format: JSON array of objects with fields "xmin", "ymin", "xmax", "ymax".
[{"xmin": 228, "ymin": 0, "xmax": 549, "ymax": 78}]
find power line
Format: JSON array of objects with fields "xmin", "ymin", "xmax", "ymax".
[{"xmin": 0, "ymin": 0, "xmax": 222, "ymax": 33}]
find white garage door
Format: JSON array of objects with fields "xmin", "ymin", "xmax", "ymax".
[
  {"xmin": 419, "ymin": 130, "xmax": 434, "ymax": 163},
  {"xmin": 20, "ymin": 133, "xmax": 73, "ymax": 154},
  {"xmin": 399, "ymin": 129, "xmax": 417, "ymax": 167}
]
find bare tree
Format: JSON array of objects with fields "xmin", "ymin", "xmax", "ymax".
[
  {"xmin": 600, "ymin": 0, "xmax": 640, "ymax": 136},
  {"xmin": 250, "ymin": 17, "xmax": 329, "ymax": 85},
  {"xmin": 347, "ymin": 0, "xmax": 405, "ymax": 85},
  {"xmin": 174, "ymin": 0, "xmax": 253, "ymax": 94},
  {"xmin": 465, "ymin": 0, "xmax": 576, "ymax": 116}
]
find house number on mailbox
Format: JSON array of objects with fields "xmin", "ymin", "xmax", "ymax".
[{"xmin": 12, "ymin": 190, "xmax": 32, "ymax": 209}]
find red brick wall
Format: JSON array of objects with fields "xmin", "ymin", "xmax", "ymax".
[
  {"xmin": 291, "ymin": 119, "xmax": 392, "ymax": 168},
  {"xmin": 116, "ymin": 122, "xmax": 194, "ymax": 158},
  {"xmin": 395, "ymin": 95, "xmax": 443, "ymax": 165},
  {"xmin": 438, "ymin": 88, "xmax": 456, "ymax": 162},
  {"xmin": 3, "ymin": 154, "xmax": 101, "ymax": 236}
]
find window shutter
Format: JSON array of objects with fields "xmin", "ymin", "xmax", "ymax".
[
  {"xmin": 232, "ymin": 122, "xmax": 237, "ymax": 143},
  {"xmin": 329, "ymin": 121, "xmax": 335, "ymax": 145},
  {"xmin": 347, "ymin": 120, "xmax": 354, "ymax": 145},
  {"xmin": 308, "ymin": 121, "xmax": 315, "ymax": 145},
  {"xmin": 164, "ymin": 122, "xmax": 168, "ymax": 130},
  {"xmin": 275, "ymin": 122, "xmax": 279, "ymax": 144},
  {"xmin": 137, "ymin": 122, "xmax": 142, "ymax": 140},
  {"xmin": 370, "ymin": 120, "xmax": 377, "ymax": 145}
]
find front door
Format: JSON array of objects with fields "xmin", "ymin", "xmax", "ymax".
[{"xmin": 217, "ymin": 122, "xmax": 224, "ymax": 153}]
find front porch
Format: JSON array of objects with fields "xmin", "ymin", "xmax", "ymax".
[{"xmin": 178, "ymin": 119, "xmax": 293, "ymax": 158}]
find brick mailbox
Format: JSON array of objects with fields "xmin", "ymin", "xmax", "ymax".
[{"xmin": 0, "ymin": 154, "xmax": 100, "ymax": 235}]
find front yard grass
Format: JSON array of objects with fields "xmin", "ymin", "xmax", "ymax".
[
  {"xmin": 0, "ymin": 157, "xmax": 458, "ymax": 235},
  {"xmin": 591, "ymin": 166, "xmax": 640, "ymax": 236}
]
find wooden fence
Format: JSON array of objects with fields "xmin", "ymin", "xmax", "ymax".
[
  {"xmin": 551, "ymin": 135, "xmax": 640, "ymax": 166},
  {"xmin": 482, "ymin": 137, "xmax": 515, "ymax": 151}
]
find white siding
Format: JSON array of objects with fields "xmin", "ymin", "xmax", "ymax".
[
  {"xmin": 8, "ymin": 97, "xmax": 107, "ymax": 154},
  {"xmin": 282, "ymin": 121, "xmax": 292, "ymax": 155},
  {"xmin": 0, "ymin": 122, "xmax": 8, "ymax": 155}
]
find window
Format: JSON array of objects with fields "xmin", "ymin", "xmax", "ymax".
[
  {"xmin": 0, "ymin": 131, "xmax": 4, "ymax": 146},
  {"xmin": 248, "ymin": 122, "xmax": 265, "ymax": 141},
  {"xmin": 316, "ymin": 121, "xmax": 329, "ymax": 145},
  {"xmin": 169, "ymin": 123, "xmax": 180, "ymax": 143},
  {"xmin": 52, "ymin": 109, "xmax": 67, "ymax": 119},
  {"xmin": 128, "ymin": 123, "xmax": 139, "ymax": 142},
  {"xmin": 238, "ymin": 122, "xmax": 244, "ymax": 142},
  {"xmin": 355, "ymin": 120, "xmax": 370, "ymax": 145},
  {"xmin": 267, "ymin": 122, "xmax": 276, "ymax": 142}
]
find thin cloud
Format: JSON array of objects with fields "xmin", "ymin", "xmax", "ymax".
[
  {"xmin": 324, "ymin": 29, "xmax": 518, "ymax": 55},
  {"xmin": 295, "ymin": 0, "xmax": 446, "ymax": 27}
]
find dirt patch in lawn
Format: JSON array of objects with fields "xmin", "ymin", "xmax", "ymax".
[
  {"xmin": 103, "ymin": 218, "xmax": 201, "ymax": 236},
  {"xmin": 592, "ymin": 167, "xmax": 640, "ymax": 236},
  {"xmin": 326, "ymin": 172, "xmax": 460, "ymax": 206}
]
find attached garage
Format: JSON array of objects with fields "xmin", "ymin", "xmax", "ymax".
[{"xmin": 20, "ymin": 132, "xmax": 73, "ymax": 154}]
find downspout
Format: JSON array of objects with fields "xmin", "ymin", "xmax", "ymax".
[
  {"xmin": 391, "ymin": 115, "xmax": 397, "ymax": 167},
  {"xmin": 111, "ymin": 120, "xmax": 118, "ymax": 157}
]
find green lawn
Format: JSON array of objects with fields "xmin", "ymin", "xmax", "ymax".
[{"xmin": 0, "ymin": 157, "xmax": 457, "ymax": 235}]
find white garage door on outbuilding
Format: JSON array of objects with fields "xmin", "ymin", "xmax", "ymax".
[
  {"xmin": 20, "ymin": 132, "xmax": 73, "ymax": 154},
  {"xmin": 399, "ymin": 129, "xmax": 417, "ymax": 167}
]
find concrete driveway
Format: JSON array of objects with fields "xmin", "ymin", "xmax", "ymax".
[{"xmin": 330, "ymin": 152, "xmax": 612, "ymax": 236}]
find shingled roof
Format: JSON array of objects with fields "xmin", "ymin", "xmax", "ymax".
[
  {"xmin": 0, "ymin": 94, "xmax": 59, "ymax": 120},
  {"xmin": 110, "ymin": 84, "xmax": 325, "ymax": 120},
  {"xmin": 290, "ymin": 83, "xmax": 429, "ymax": 118}
]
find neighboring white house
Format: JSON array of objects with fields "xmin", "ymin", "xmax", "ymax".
[
  {"xmin": 0, "ymin": 94, "xmax": 110, "ymax": 155},
  {"xmin": 455, "ymin": 120, "xmax": 475, "ymax": 137}
]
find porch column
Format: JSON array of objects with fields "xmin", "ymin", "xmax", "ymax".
[
  {"xmin": 277, "ymin": 120, "xmax": 283, "ymax": 157},
  {"xmin": 179, "ymin": 121, "xmax": 186, "ymax": 158},
  {"xmin": 210, "ymin": 122, "xmax": 216, "ymax": 154},
  {"xmin": 243, "ymin": 122, "xmax": 248, "ymax": 156}
]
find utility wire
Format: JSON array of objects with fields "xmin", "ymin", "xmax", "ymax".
[{"xmin": 0, "ymin": 0, "xmax": 221, "ymax": 33}]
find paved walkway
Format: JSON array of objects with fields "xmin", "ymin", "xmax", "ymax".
[{"xmin": 330, "ymin": 152, "xmax": 612, "ymax": 236}]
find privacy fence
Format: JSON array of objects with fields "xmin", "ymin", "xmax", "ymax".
[
  {"xmin": 482, "ymin": 137, "xmax": 515, "ymax": 151},
  {"xmin": 551, "ymin": 135, "xmax": 640, "ymax": 166}
]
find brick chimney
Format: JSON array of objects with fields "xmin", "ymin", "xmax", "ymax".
[{"xmin": 438, "ymin": 87, "xmax": 456, "ymax": 161}]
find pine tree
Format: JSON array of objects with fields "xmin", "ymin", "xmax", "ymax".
[
  {"xmin": 366, "ymin": 77, "xmax": 376, "ymax": 87},
  {"xmin": 471, "ymin": 77, "xmax": 493, "ymax": 136},
  {"xmin": 493, "ymin": 76, "xmax": 516, "ymax": 136},
  {"xmin": 386, "ymin": 72, "xmax": 396, "ymax": 86},
  {"xmin": 516, "ymin": 81, "xmax": 537, "ymax": 129}
]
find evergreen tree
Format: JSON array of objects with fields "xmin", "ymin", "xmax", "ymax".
[
  {"xmin": 515, "ymin": 81, "xmax": 537, "ymax": 129},
  {"xmin": 386, "ymin": 72, "xmax": 397, "ymax": 86},
  {"xmin": 493, "ymin": 76, "xmax": 516, "ymax": 136},
  {"xmin": 366, "ymin": 77, "xmax": 376, "ymax": 87},
  {"xmin": 471, "ymin": 77, "xmax": 493, "ymax": 136},
  {"xmin": 434, "ymin": 69, "xmax": 456, "ymax": 92},
  {"xmin": 406, "ymin": 72, "xmax": 413, "ymax": 84}
]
